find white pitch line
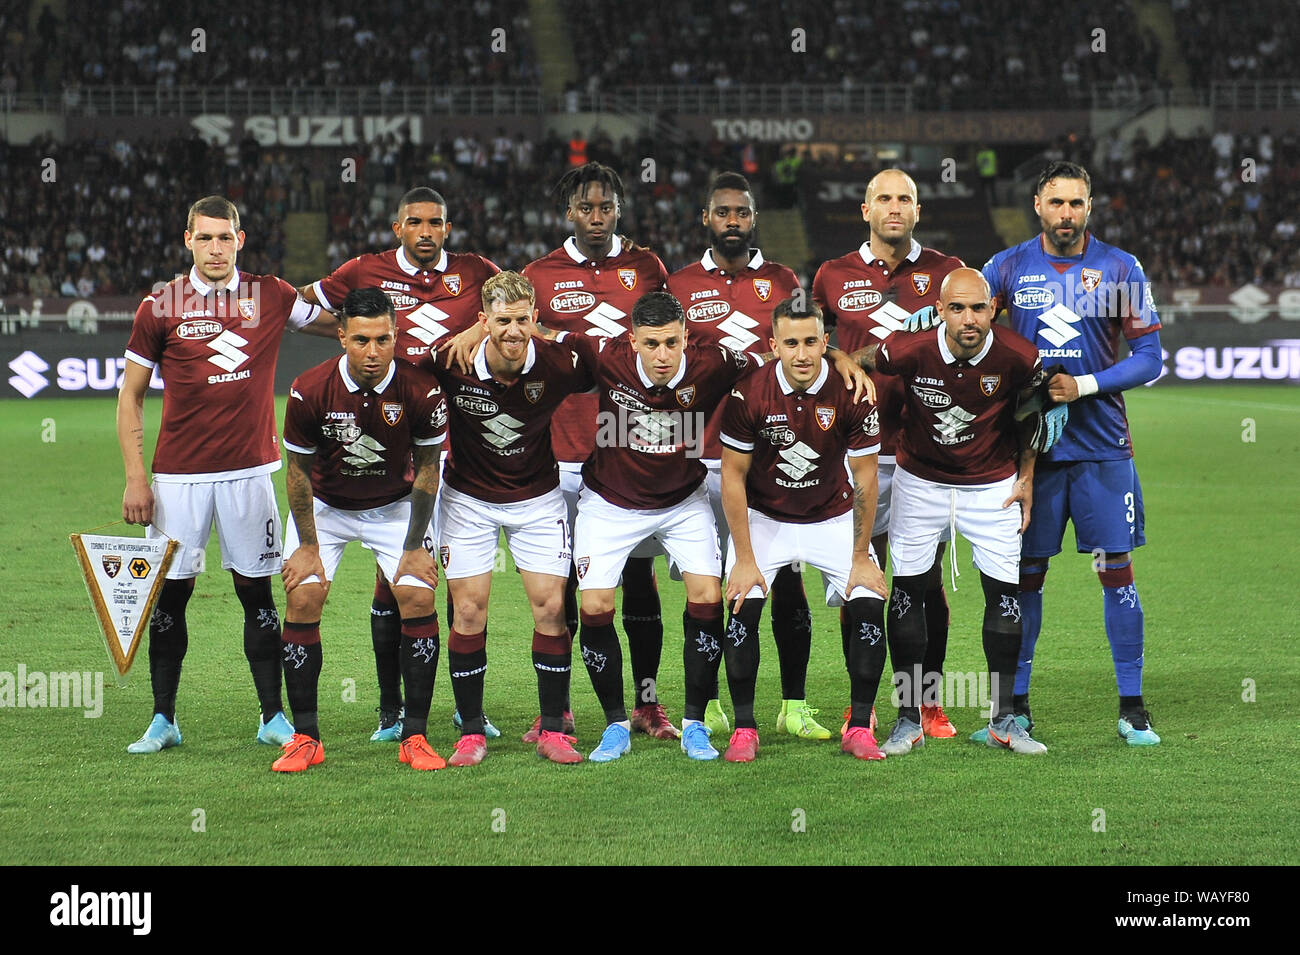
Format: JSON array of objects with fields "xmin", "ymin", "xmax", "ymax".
[{"xmin": 1134, "ymin": 392, "xmax": 1300, "ymax": 413}]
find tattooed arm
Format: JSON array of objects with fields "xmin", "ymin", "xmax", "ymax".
[
  {"xmin": 281, "ymin": 450, "xmax": 328, "ymax": 591},
  {"xmin": 393, "ymin": 443, "xmax": 441, "ymax": 588},
  {"xmin": 846, "ymin": 452, "xmax": 887, "ymax": 598},
  {"xmin": 116, "ymin": 361, "xmax": 154, "ymax": 525}
]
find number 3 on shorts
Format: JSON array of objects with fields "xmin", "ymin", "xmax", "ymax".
[{"xmin": 1123, "ymin": 492, "xmax": 1135, "ymax": 526}]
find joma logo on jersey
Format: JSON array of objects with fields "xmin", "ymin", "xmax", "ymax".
[
  {"xmin": 380, "ymin": 280, "xmax": 412, "ymax": 292},
  {"xmin": 912, "ymin": 385, "xmax": 951, "ymax": 409},
  {"xmin": 550, "ymin": 290, "xmax": 596, "ymax": 313},
  {"xmin": 837, "ymin": 289, "xmax": 884, "ymax": 311},
  {"xmin": 618, "ymin": 269, "xmax": 637, "ymax": 291},
  {"xmin": 381, "ymin": 402, "xmax": 403, "ymax": 425},
  {"xmin": 690, "ymin": 289, "xmax": 721, "ymax": 301},
  {"xmin": 686, "ymin": 300, "xmax": 731, "ymax": 322},
  {"xmin": 442, "ymin": 274, "xmax": 462, "ymax": 295},
  {"xmin": 177, "ymin": 319, "xmax": 223, "ymax": 340},
  {"xmin": 455, "ymin": 395, "xmax": 500, "ymax": 417}
]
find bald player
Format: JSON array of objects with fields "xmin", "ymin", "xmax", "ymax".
[
  {"xmin": 858, "ymin": 268, "xmax": 1051, "ymax": 755},
  {"xmin": 813, "ymin": 169, "xmax": 964, "ymax": 739}
]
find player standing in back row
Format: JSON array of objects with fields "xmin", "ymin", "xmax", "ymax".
[
  {"xmin": 522, "ymin": 163, "xmax": 679, "ymax": 741},
  {"xmin": 981, "ymin": 161, "xmax": 1163, "ymax": 745},
  {"xmin": 118, "ymin": 195, "xmax": 329, "ymax": 753},
  {"xmin": 667, "ymin": 172, "xmax": 824, "ymax": 742},
  {"xmin": 813, "ymin": 169, "xmax": 964, "ymax": 739}
]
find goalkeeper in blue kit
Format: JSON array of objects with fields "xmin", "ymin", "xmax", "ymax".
[{"xmin": 980, "ymin": 161, "xmax": 1163, "ymax": 745}]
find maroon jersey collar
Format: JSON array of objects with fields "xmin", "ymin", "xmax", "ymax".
[
  {"xmin": 563, "ymin": 234, "xmax": 624, "ymax": 264},
  {"xmin": 337, "ymin": 354, "xmax": 397, "ymax": 393},
  {"xmin": 188, "ymin": 265, "xmax": 241, "ymax": 296},
  {"xmin": 937, "ymin": 324, "xmax": 995, "ymax": 366},
  {"xmin": 775, "ymin": 357, "xmax": 830, "ymax": 396},
  {"xmin": 474, "ymin": 337, "xmax": 537, "ymax": 380},
  {"xmin": 700, "ymin": 248, "xmax": 766, "ymax": 272},
  {"xmin": 635, "ymin": 349, "xmax": 687, "ymax": 389},
  {"xmin": 857, "ymin": 237, "xmax": 922, "ymax": 269},
  {"xmin": 396, "ymin": 246, "xmax": 448, "ymax": 275}
]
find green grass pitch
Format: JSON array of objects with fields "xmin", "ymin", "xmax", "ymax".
[{"xmin": 1, "ymin": 384, "xmax": 1297, "ymax": 865}]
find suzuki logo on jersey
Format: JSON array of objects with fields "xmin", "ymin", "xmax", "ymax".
[
  {"xmin": 1012, "ymin": 287, "xmax": 1054, "ymax": 310},
  {"xmin": 550, "ymin": 290, "xmax": 596, "ymax": 313},
  {"xmin": 776, "ymin": 442, "xmax": 820, "ymax": 484},
  {"xmin": 1080, "ymin": 268, "xmax": 1102, "ymax": 292},
  {"xmin": 911, "ymin": 273, "xmax": 931, "ymax": 296},
  {"xmin": 715, "ymin": 309, "xmax": 761, "ymax": 352},
  {"xmin": 618, "ymin": 269, "xmax": 637, "ymax": 291},
  {"xmin": 382, "ymin": 402, "xmax": 403, "ymax": 425},
  {"xmin": 206, "ymin": 329, "xmax": 251, "ymax": 374},
  {"xmin": 753, "ymin": 278, "xmax": 772, "ymax": 301},
  {"xmin": 837, "ymin": 289, "xmax": 884, "ymax": 312},
  {"xmin": 442, "ymin": 273, "xmax": 462, "ymax": 296},
  {"xmin": 482, "ymin": 413, "xmax": 526, "ymax": 450},
  {"xmin": 1037, "ymin": 303, "xmax": 1084, "ymax": 349},
  {"xmin": 584, "ymin": 302, "xmax": 629, "ymax": 338},
  {"xmin": 933, "ymin": 405, "xmax": 976, "ymax": 444},
  {"xmin": 815, "ymin": 406, "xmax": 836, "ymax": 430},
  {"xmin": 340, "ymin": 432, "xmax": 387, "ymax": 467},
  {"xmin": 407, "ymin": 303, "xmax": 452, "ymax": 346}
]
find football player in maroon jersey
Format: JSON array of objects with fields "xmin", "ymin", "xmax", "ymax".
[
  {"xmin": 719, "ymin": 298, "xmax": 889, "ymax": 762},
  {"xmin": 861, "ymin": 269, "xmax": 1049, "ymax": 755},
  {"xmin": 299, "ymin": 186, "xmax": 502, "ymax": 745},
  {"xmin": 519, "ymin": 164, "xmax": 679, "ymax": 742},
  {"xmin": 667, "ymin": 172, "xmax": 827, "ymax": 741},
  {"xmin": 118, "ymin": 195, "xmax": 331, "ymax": 754},
  {"xmin": 274, "ymin": 288, "xmax": 448, "ymax": 771},
  {"xmin": 813, "ymin": 168, "xmax": 965, "ymax": 740},
  {"xmin": 427, "ymin": 272, "xmax": 598, "ymax": 766}
]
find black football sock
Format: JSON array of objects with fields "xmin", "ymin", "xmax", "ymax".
[
  {"xmin": 980, "ymin": 572, "xmax": 1020, "ymax": 720},
  {"xmin": 921, "ymin": 557, "xmax": 950, "ymax": 706},
  {"xmin": 579, "ymin": 609, "xmax": 627, "ymax": 724},
  {"xmin": 840, "ymin": 606, "xmax": 851, "ymax": 669},
  {"xmin": 845, "ymin": 595, "xmax": 888, "ymax": 729},
  {"xmin": 148, "ymin": 578, "xmax": 195, "ymax": 722},
  {"xmin": 770, "ymin": 565, "xmax": 812, "ymax": 700},
  {"xmin": 722, "ymin": 597, "xmax": 766, "ymax": 729},
  {"xmin": 533, "ymin": 630, "xmax": 572, "ymax": 733},
  {"xmin": 887, "ymin": 573, "xmax": 927, "ymax": 724},
  {"xmin": 233, "ymin": 576, "xmax": 285, "ymax": 718},
  {"xmin": 621, "ymin": 557, "xmax": 663, "ymax": 706},
  {"xmin": 448, "ymin": 628, "xmax": 486, "ymax": 736},
  {"xmin": 682, "ymin": 601, "xmax": 724, "ymax": 721},
  {"xmin": 399, "ymin": 614, "xmax": 440, "ymax": 740},
  {"xmin": 281, "ymin": 621, "xmax": 322, "ymax": 741},
  {"xmin": 370, "ymin": 577, "xmax": 403, "ymax": 712},
  {"xmin": 563, "ymin": 567, "xmax": 579, "ymax": 709}
]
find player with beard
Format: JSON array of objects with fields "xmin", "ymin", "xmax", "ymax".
[
  {"xmin": 814, "ymin": 169, "xmax": 964, "ymax": 745},
  {"xmin": 666, "ymin": 172, "xmax": 827, "ymax": 742},
  {"xmin": 299, "ymin": 187, "xmax": 502, "ymax": 745}
]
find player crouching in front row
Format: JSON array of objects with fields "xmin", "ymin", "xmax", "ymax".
[
  {"xmin": 719, "ymin": 298, "xmax": 890, "ymax": 761},
  {"xmin": 274, "ymin": 288, "xmax": 449, "ymax": 772}
]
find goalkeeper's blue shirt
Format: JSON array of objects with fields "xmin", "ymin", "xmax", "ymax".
[{"xmin": 982, "ymin": 232, "xmax": 1162, "ymax": 463}]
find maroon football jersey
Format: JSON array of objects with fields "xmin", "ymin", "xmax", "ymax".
[
  {"xmin": 874, "ymin": 326, "xmax": 1041, "ymax": 485},
  {"xmin": 283, "ymin": 356, "xmax": 447, "ymax": 510},
  {"xmin": 126, "ymin": 267, "xmax": 322, "ymax": 480},
  {"xmin": 667, "ymin": 248, "xmax": 801, "ymax": 460},
  {"xmin": 814, "ymin": 239, "xmax": 963, "ymax": 456},
  {"xmin": 523, "ymin": 236, "xmax": 668, "ymax": 464},
  {"xmin": 720, "ymin": 359, "xmax": 880, "ymax": 523},
  {"xmin": 312, "ymin": 248, "xmax": 500, "ymax": 363},
  {"xmin": 582, "ymin": 336, "xmax": 760, "ymax": 510},
  {"xmin": 430, "ymin": 333, "xmax": 597, "ymax": 504}
]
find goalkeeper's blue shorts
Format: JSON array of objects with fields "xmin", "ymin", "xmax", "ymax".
[{"xmin": 1022, "ymin": 459, "xmax": 1146, "ymax": 559}]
